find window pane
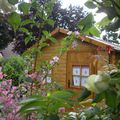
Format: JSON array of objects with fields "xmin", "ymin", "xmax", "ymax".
[
  {"xmin": 81, "ymin": 77, "xmax": 88, "ymax": 87},
  {"xmin": 46, "ymin": 76, "xmax": 52, "ymax": 83},
  {"xmin": 82, "ymin": 66, "xmax": 89, "ymax": 76},
  {"xmin": 73, "ymin": 76, "xmax": 80, "ymax": 86},
  {"xmin": 72, "ymin": 66, "xmax": 80, "ymax": 75}
]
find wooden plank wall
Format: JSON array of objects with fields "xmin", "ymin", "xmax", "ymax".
[{"xmin": 36, "ymin": 34, "xmax": 67, "ymax": 87}]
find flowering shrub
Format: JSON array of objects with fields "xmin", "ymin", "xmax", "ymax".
[{"xmin": 0, "ymin": 79, "xmax": 19, "ymax": 120}]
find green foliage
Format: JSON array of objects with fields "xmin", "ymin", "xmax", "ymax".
[
  {"xmin": 85, "ymin": 0, "xmax": 120, "ymax": 43},
  {"xmin": 8, "ymin": 12, "xmax": 21, "ymax": 31},
  {"xmin": 77, "ymin": 13, "xmax": 100, "ymax": 37},
  {"xmin": 18, "ymin": 90, "xmax": 77, "ymax": 119},
  {"xmin": 18, "ymin": 2, "xmax": 31, "ymax": 14},
  {"xmin": 79, "ymin": 63, "xmax": 120, "ymax": 119},
  {"xmin": 0, "ymin": 56, "xmax": 26, "ymax": 86},
  {"xmin": 97, "ymin": 16, "xmax": 111, "ymax": 27},
  {"xmin": 85, "ymin": 1, "xmax": 97, "ymax": 9}
]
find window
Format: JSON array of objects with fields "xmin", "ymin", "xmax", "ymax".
[
  {"xmin": 72, "ymin": 65, "xmax": 89, "ymax": 87},
  {"xmin": 46, "ymin": 70, "xmax": 52, "ymax": 83}
]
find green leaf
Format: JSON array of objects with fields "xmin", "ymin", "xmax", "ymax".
[
  {"xmin": 97, "ymin": 16, "xmax": 111, "ymax": 27},
  {"xmin": 78, "ymin": 13, "xmax": 94, "ymax": 33},
  {"xmin": 43, "ymin": 31, "xmax": 49, "ymax": 36},
  {"xmin": 47, "ymin": 19, "xmax": 55, "ymax": 26},
  {"xmin": 49, "ymin": 37, "xmax": 56, "ymax": 43},
  {"xmin": 89, "ymin": 26, "xmax": 100, "ymax": 37},
  {"xmin": 39, "ymin": 42, "xmax": 48, "ymax": 50},
  {"xmin": 18, "ymin": 2, "xmax": 31, "ymax": 14},
  {"xmin": 8, "ymin": 12, "xmax": 21, "ymax": 31},
  {"xmin": 19, "ymin": 28, "xmax": 29, "ymax": 33},
  {"xmin": 25, "ymin": 36, "xmax": 30, "ymax": 45},
  {"xmin": 8, "ymin": 0, "xmax": 18, "ymax": 5},
  {"xmin": 20, "ymin": 19, "xmax": 34, "ymax": 26},
  {"xmin": 85, "ymin": 1, "xmax": 97, "ymax": 9},
  {"xmin": 78, "ymin": 88, "xmax": 91, "ymax": 102},
  {"xmin": 105, "ymin": 90, "xmax": 117, "ymax": 108}
]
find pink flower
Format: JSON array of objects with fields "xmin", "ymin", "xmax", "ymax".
[
  {"xmin": 0, "ymin": 72, "xmax": 4, "ymax": 79},
  {"xmin": 7, "ymin": 112, "xmax": 13, "ymax": 120},
  {"xmin": 72, "ymin": 40, "xmax": 78, "ymax": 49},
  {"xmin": 80, "ymin": 36, "xmax": 85, "ymax": 41},
  {"xmin": 11, "ymin": 86, "xmax": 17, "ymax": 93},
  {"xmin": 0, "ymin": 96, "xmax": 4, "ymax": 103},
  {"xmin": 1, "ymin": 81, "xmax": 7, "ymax": 86},
  {"xmin": 6, "ymin": 79, "xmax": 12, "ymax": 86},
  {"xmin": 75, "ymin": 31, "xmax": 80, "ymax": 36},
  {"xmin": 2, "ymin": 91, "xmax": 8, "ymax": 96},
  {"xmin": 53, "ymin": 56, "xmax": 59, "ymax": 62},
  {"xmin": 58, "ymin": 107, "xmax": 65, "ymax": 113},
  {"xmin": 67, "ymin": 31, "xmax": 72, "ymax": 35},
  {"xmin": 8, "ymin": 94, "xmax": 13, "ymax": 98},
  {"xmin": 49, "ymin": 60, "xmax": 55, "ymax": 65},
  {"xmin": 32, "ymin": 64, "xmax": 34, "ymax": 69},
  {"xmin": 28, "ymin": 72, "xmax": 37, "ymax": 79}
]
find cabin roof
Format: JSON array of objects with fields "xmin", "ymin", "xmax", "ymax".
[{"xmin": 51, "ymin": 28, "xmax": 120, "ymax": 51}]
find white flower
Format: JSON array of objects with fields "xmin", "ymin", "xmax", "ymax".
[
  {"xmin": 84, "ymin": 75, "xmax": 98, "ymax": 93},
  {"xmin": 53, "ymin": 56, "xmax": 59, "ymax": 62},
  {"xmin": 72, "ymin": 40, "xmax": 78, "ymax": 49},
  {"xmin": 75, "ymin": 31, "xmax": 80, "ymax": 36},
  {"xmin": 94, "ymin": 72, "xmax": 110, "ymax": 93},
  {"xmin": 67, "ymin": 31, "xmax": 72, "ymax": 35},
  {"xmin": 49, "ymin": 60, "xmax": 55, "ymax": 65},
  {"xmin": 84, "ymin": 72, "xmax": 111, "ymax": 93}
]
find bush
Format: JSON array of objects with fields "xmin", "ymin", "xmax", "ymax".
[{"xmin": 1, "ymin": 55, "xmax": 26, "ymax": 86}]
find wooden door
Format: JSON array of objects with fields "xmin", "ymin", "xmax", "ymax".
[{"xmin": 66, "ymin": 51, "xmax": 96, "ymax": 90}]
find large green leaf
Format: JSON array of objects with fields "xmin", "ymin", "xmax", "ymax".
[
  {"xmin": 85, "ymin": 1, "xmax": 97, "ymax": 9},
  {"xmin": 78, "ymin": 13, "xmax": 94, "ymax": 33},
  {"xmin": 105, "ymin": 90, "xmax": 117, "ymax": 108},
  {"xmin": 97, "ymin": 16, "xmax": 111, "ymax": 27},
  {"xmin": 20, "ymin": 19, "xmax": 34, "ymax": 26},
  {"xmin": 89, "ymin": 26, "xmax": 100, "ymax": 37},
  {"xmin": 18, "ymin": 2, "xmax": 31, "ymax": 14},
  {"xmin": 8, "ymin": 0, "xmax": 18, "ymax": 5},
  {"xmin": 8, "ymin": 12, "xmax": 21, "ymax": 31}
]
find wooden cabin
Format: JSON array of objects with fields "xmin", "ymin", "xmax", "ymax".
[{"xmin": 36, "ymin": 28, "xmax": 120, "ymax": 91}]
